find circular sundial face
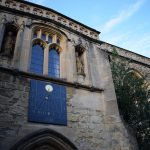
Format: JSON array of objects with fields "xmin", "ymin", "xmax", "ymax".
[{"xmin": 45, "ymin": 84, "xmax": 53, "ymax": 92}]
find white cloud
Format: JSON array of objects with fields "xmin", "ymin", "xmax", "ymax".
[
  {"xmin": 102, "ymin": 0, "xmax": 145, "ymax": 33},
  {"xmin": 100, "ymin": 0, "xmax": 149, "ymax": 57}
]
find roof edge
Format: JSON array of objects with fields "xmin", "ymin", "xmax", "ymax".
[
  {"xmin": 14, "ymin": 0, "xmax": 100, "ymax": 34},
  {"xmin": 100, "ymin": 40, "xmax": 150, "ymax": 60}
]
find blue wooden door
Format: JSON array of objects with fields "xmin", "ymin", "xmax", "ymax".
[{"xmin": 29, "ymin": 45, "xmax": 67, "ymax": 125}]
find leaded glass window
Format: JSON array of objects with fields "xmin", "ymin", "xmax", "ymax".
[
  {"xmin": 48, "ymin": 48, "xmax": 60, "ymax": 78},
  {"xmin": 30, "ymin": 44, "xmax": 44, "ymax": 74}
]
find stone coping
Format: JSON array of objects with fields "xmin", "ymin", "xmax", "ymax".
[{"xmin": 0, "ymin": 0, "xmax": 100, "ymax": 40}]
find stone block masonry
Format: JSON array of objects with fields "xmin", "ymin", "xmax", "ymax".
[
  {"xmin": 0, "ymin": 0, "xmax": 147, "ymax": 149},
  {"xmin": 0, "ymin": 72, "xmax": 138, "ymax": 150}
]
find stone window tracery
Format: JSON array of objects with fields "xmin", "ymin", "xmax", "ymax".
[
  {"xmin": 31, "ymin": 27, "xmax": 63, "ymax": 78},
  {"xmin": 41, "ymin": 33, "xmax": 46, "ymax": 41},
  {"xmin": 57, "ymin": 38, "xmax": 60, "ymax": 45},
  {"xmin": 33, "ymin": 29, "xmax": 62, "ymax": 44},
  {"xmin": 48, "ymin": 35, "xmax": 52, "ymax": 43}
]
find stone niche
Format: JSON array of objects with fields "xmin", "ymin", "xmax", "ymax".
[{"xmin": 0, "ymin": 24, "xmax": 18, "ymax": 58}]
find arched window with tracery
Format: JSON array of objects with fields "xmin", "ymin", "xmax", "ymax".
[{"xmin": 31, "ymin": 28, "xmax": 63, "ymax": 78}]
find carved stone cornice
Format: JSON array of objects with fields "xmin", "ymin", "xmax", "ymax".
[{"xmin": 0, "ymin": 0, "xmax": 100, "ymax": 40}]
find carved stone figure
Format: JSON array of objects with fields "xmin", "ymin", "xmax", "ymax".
[
  {"xmin": 1, "ymin": 31, "xmax": 15, "ymax": 57},
  {"xmin": 20, "ymin": 21, "xmax": 25, "ymax": 31},
  {"xmin": 76, "ymin": 51, "xmax": 85, "ymax": 76},
  {"xmin": 75, "ymin": 44, "xmax": 85, "ymax": 76}
]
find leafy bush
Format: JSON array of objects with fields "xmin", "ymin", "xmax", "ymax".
[{"xmin": 110, "ymin": 49, "xmax": 150, "ymax": 150}]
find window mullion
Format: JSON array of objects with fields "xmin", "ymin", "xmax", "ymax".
[
  {"xmin": 53, "ymin": 34, "xmax": 57, "ymax": 43},
  {"xmin": 43, "ymin": 45, "xmax": 49, "ymax": 75},
  {"xmin": 38, "ymin": 29, "xmax": 42, "ymax": 39}
]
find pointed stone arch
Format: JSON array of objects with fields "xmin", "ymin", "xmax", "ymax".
[
  {"xmin": 31, "ymin": 23, "xmax": 69, "ymax": 40},
  {"xmin": 32, "ymin": 38, "xmax": 47, "ymax": 49},
  {"xmin": 127, "ymin": 68, "xmax": 144, "ymax": 78},
  {"xmin": 10, "ymin": 129, "xmax": 78, "ymax": 150},
  {"xmin": 49, "ymin": 43, "xmax": 63, "ymax": 53}
]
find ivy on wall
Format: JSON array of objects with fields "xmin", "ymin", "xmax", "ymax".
[{"xmin": 110, "ymin": 49, "xmax": 150, "ymax": 150}]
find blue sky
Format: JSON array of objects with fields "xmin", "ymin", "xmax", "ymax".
[{"xmin": 29, "ymin": 0, "xmax": 150, "ymax": 58}]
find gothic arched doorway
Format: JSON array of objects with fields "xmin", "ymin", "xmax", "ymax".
[{"xmin": 10, "ymin": 129, "xmax": 78, "ymax": 150}]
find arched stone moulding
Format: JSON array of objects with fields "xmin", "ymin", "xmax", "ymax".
[
  {"xmin": 32, "ymin": 24, "xmax": 68, "ymax": 46},
  {"xmin": 49, "ymin": 43, "xmax": 63, "ymax": 53},
  {"xmin": 32, "ymin": 38, "xmax": 47, "ymax": 49},
  {"xmin": 127, "ymin": 69, "xmax": 144, "ymax": 79},
  {"xmin": 127, "ymin": 69, "xmax": 150, "ymax": 89},
  {"xmin": 10, "ymin": 129, "xmax": 78, "ymax": 150}
]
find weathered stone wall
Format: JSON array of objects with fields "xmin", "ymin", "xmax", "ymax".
[
  {"xmin": 0, "ymin": 0, "xmax": 148, "ymax": 150},
  {"xmin": 0, "ymin": 72, "xmax": 138, "ymax": 150},
  {"xmin": 100, "ymin": 43, "xmax": 150, "ymax": 82},
  {"xmin": 0, "ymin": 72, "xmax": 30, "ymax": 149},
  {"xmin": 100, "ymin": 43, "xmax": 150, "ymax": 66}
]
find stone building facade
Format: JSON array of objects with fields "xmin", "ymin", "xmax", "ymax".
[{"xmin": 0, "ymin": 0, "xmax": 149, "ymax": 150}]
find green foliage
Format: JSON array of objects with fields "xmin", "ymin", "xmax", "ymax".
[{"xmin": 110, "ymin": 49, "xmax": 150, "ymax": 150}]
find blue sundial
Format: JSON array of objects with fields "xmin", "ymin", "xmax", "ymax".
[{"xmin": 28, "ymin": 80, "xmax": 67, "ymax": 125}]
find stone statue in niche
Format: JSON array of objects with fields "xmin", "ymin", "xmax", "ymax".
[
  {"xmin": 1, "ymin": 31, "xmax": 15, "ymax": 57},
  {"xmin": 75, "ymin": 44, "xmax": 85, "ymax": 76}
]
